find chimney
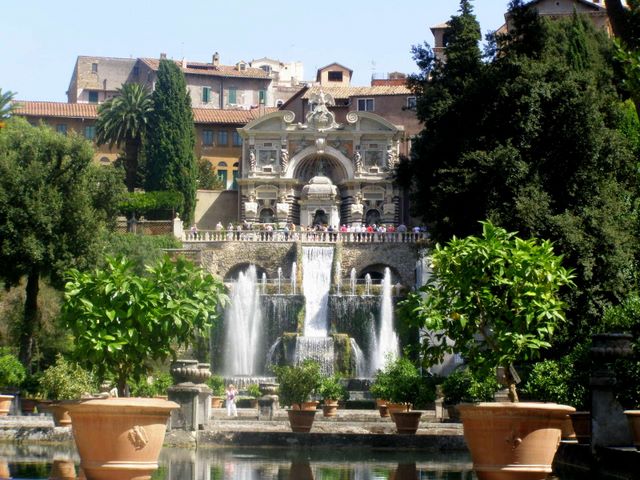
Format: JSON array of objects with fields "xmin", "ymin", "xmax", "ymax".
[
  {"xmin": 212, "ymin": 52, "xmax": 220, "ymax": 67},
  {"xmin": 160, "ymin": 52, "xmax": 167, "ymax": 60}
]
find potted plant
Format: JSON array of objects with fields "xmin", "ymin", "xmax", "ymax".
[
  {"xmin": 0, "ymin": 348, "xmax": 26, "ymax": 415},
  {"xmin": 38, "ymin": 355, "xmax": 95, "ymax": 426},
  {"xmin": 60, "ymin": 255, "xmax": 227, "ymax": 479},
  {"xmin": 246, "ymin": 383, "xmax": 262, "ymax": 408},
  {"xmin": 402, "ymin": 222, "xmax": 575, "ymax": 477},
  {"xmin": 274, "ymin": 360, "xmax": 322, "ymax": 432},
  {"xmin": 207, "ymin": 375, "xmax": 226, "ymax": 408},
  {"xmin": 441, "ymin": 368, "xmax": 499, "ymax": 421},
  {"xmin": 318, "ymin": 375, "xmax": 348, "ymax": 417},
  {"xmin": 369, "ymin": 363, "xmax": 393, "ymax": 418}
]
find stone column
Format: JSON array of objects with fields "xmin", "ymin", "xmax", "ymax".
[
  {"xmin": 168, "ymin": 360, "xmax": 212, "ymax": 431},
  {"xmin": 590, "ymin": 333, "xmax": 634, "ymax": 451}
]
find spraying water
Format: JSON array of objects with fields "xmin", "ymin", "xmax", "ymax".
[
  {"xmin": 302, "ymin": 246, "xmax": 334, "ymax": 337},
  {"xmin": 350, "ymin": 338, "xmax": 367, "ymax": 378},
  {"xmin": 335, "ymin": 261, "xmax": 342, "ymax": 296},
  {"xmin": 350, "ymin": 268, "xmax": 356, "ymax": 295},
  {"xmin": 261, "ymin": 272, "xmax": 266, "ymax": 294},
  {"xmin": 291, "ymin": 262, "xmax": 297, "ymax": 295},
  {"xmin": 365, "ymin": 274, "xmax": 372, "ymax": 296},
  {"xmin": 371, "ymin": 268, "xmax": 400, "ymax": 373},
  {"xmin": 223, "ymin": 265, "xmax": 263, "ymax": 376}
]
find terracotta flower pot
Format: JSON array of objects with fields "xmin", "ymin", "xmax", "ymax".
[
  {"xmin": 47, "ymin": 403, "xmax": 72, "ymax": 427},
  {"xmin": 569, "ymin": 411, "xmax": 591, "ymax": 445},
  {"xmin": 322, "ymin": 400, "xmax": 339, "ymax": 417},
  {"xmin": 624, "ymin": 410, "xmax": 640, "ymax": 450},
  {"xmin": 0, "ymin": 460, "xmax": 9, "ymax": 479},
  {"xmin": 392, "ymin": 410, "xmax": 423, "ymax": 434},
  {"xmin": 49, "ymin": 459, "xmax": 77, "ymax": 480},
  {"xmin": 291, "ymin": 401, "xmax": 318, "ymax": 411},
  {"xmin": 210, "ymin": 396, "xmax": 224, "ymax": 408},
  {"xmin": 376, "ymin": 399, "xmax": 390, "ymax": 418},
  {"xmin": 386, "ymin": 402, "xmax": 411, "ymax": 420},
  {"xmin": 66, "ymin": 397, "xmax": 179, "ymax": 480},
  {"xmin": 0, "ymin": 395, "xmax": 13, "ymax": 416},
  {"xmin": 287, "ymin": 409, "xmax": 316, "ymax": 433},
  {"xmin": 21, "ymin": 397, "xmax": 39, "ymax": 415},
  {"xmin": 458, "ymin": 402, "xmax": 574, "ymax": 480}
]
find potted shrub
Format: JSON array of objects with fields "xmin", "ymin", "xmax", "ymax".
[
  {"xmin": 369, "ymin": 365, "xmax": 393, "ymax": 418},
  {"xmin": 207, "ymin": 375, "xmax": 226, "ymax": 408},
  {"xmin": 274, "ymin": 360, "xmax": 322, "ymax": 432},
  {"xmin": 129, "ymin": 372, "xmax": 173, "ymax": 399},
  {"xmin": 0, "ymin": 348, "xmax": 26, "ymax": 415},
  {"xmin": 441, "ymin": 368, "xmax": 499, "ymax": 421},
  {"xmin": 60, "ymin": 255, "xmax": 227, "ymax": 479},
  {"xmin": 402, "ymin": 222, "xmax": 575, "ymax": 477},
  {"xmin": 318, "ymin": 375, "xmax": 348, "ymax": 417},
  {"xmin": 247, "ymin": 383, "xmax": 262, "ymax": 408},
  {"xmin": 39, "ymin": 355, "xmax": 95, "ymax": 426}
]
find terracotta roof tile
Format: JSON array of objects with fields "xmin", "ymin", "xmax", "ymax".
[
  {"xmin": 302, "ymin": 85, "xmax": 411, "ymax": 100},
  {"xmin": 14, "ymin": 100, "xmax": 277, "ymax": 125},
  {"xmin": 140, "ymin": 58, "xmax": 271, "ymax": 79},
  {"xmin": 13, "ymin": 101, "xmax": 99, "ymax": 119}
]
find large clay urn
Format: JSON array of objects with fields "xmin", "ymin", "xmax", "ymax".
[
  {"xmin": 458, "ymin": 402, "xmax": 574, "ymax": 480},
  {"xmin": 287, "ymin": 409, "xmax": 316, "ymax": 433},
  {"xmin": 0, "ymin": 395, "xmax": 13, "ymax": 416},
  {"xmin": 47, "ymin": 403, "xmax": 72, "ymax": 427},
  {"xmin": 66, "ymin": 397, "xmax": 178, "ymax": 480},
  {"xmin": 49, "ymin": 459, "xmax": 77, "ymax": 480},
  {"xmin": 392, "ymin": 411, "xmax": 423, "ymax": 434}
]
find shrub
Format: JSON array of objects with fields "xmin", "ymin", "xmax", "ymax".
[
  {"xmin": 207, "ymin": 375, "xmax": 225, "ymax": 396},
  {"xmin": 0, "ymin": 349, "xmax": 26, "ymax": 388},
  {"xmin": 39, "ymin": 355, "xmax": 95, "ymax": 400},
  {"xmin": 370, "ymin": 357, "xmax": 435, "ymax": 407},
  {"xmin": 441, "ymin": 368, "xmax": 500, "ymax": 404},
  {"xmin": 275, "ymin": 360, "xmax": 322, "ymax": 407},
  {"xmin": 246, "ymin": 383, "xmax": 262, "ymax": 399},
  {"xmin": 318, "ymin": 375, "xmax": 349, "ymax": 402},
  {"xmin": 129, "ymin": 373, "xmax": 172, "ymax": 398}
]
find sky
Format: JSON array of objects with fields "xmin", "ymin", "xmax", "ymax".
[{"xmin": 1, "ymin": 1, "xmax": 511, "ymax": 102}]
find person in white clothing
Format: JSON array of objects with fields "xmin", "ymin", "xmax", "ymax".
[{"xmin": 226, "ymin": 384, "xmax": 238, "ymax": 417}]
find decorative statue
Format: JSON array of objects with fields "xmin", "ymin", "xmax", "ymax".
[
  {"xmin": 353, "ymin": 150, "xmax": 362, "ymax": 172},
  {"xmin": 280, "ymin": 148, "xmax": 289, "ymax": 172},
  {"xmin": 386, "ymin": 145, "xmax": 396, "ymax": 169},
  {"xmin": 249, "ymin": 149, "xmax": 256, "ymax": 171}
]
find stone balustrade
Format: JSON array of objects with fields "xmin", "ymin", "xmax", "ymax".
[{"xmin": 183, "ymin": 230, "xmax": 429, "ymax": 244}]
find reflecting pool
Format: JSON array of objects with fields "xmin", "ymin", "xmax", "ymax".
[{"xmin": 0, "ymin": 444, "xmax": 581, "ymax": 479}]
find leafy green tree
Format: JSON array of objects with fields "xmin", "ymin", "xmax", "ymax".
[
  {"xmin": 606, "ymin": 0, "xmax": 640, "ymax": 50},
  {"xmin": 404, "ymin": 3, "xmax": 639, "ymax": 339},
  {"xmin": 145, "ymin": 60, "xmax": 197, "ymax": 224},
  {"xmin": 401, "ymin": 222, "xmax": 574, "ymax": 401},
  {"xmin": 0, "ymin": 118, "xmax": 108, "ymax": 369},
  {"xmin": 0, "ymin": 89, "xmax": 16, "ymax": 121},
  {"xmin": 61, "ymin": 256, "xmax": 227, "ymax": 396},
  {"xmin": 197, "ymin": 158, "xmax": 225, "ymax": 190},
  {"xmin": 96, "ymin": 83, "xmax": 152, "ymax": 192}
]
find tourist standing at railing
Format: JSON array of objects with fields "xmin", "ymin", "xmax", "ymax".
[
  {"xmin": 397, "ymin": 223, "xmax": 407, "ymax": 242},
  {"xmin": 215, "ymin": 221, "xmax": 223, "ymax": 231},
  {"xmin": 235, "ymin": 224, "xmax": 242, "ymax": 240},
  {"xmin": 283, "ymin": 224, "xmax": 290, "ymax": 241}
]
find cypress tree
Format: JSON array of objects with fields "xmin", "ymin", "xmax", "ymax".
[{"xmin": 145, "ymin": 59, "xmax": 197, "ymax": 224}]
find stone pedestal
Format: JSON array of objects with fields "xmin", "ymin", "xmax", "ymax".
[
  {"xmin": 258, "ymin": 395, "xmax": 278, "ymax": 421},
  {"xmin": 590, "ymin": 333, "xmax": 634, "ymax": 451},
  {"xmin": 168, "ymin": 360, "xmax": 212, "ymax": 431}
]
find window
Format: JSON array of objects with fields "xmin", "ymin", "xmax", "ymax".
[
  {"xmin": 202, "ymin": 87, "xmax": 211, "ymax": 104},
  {"xmin": 232, "ymin": 131, "xmax": 242, "ymax": 146},
  {"xmin": 260, "ymin": 65, "xmax": 272, "ymax": 74},
  {"xmin": 407, "ymin": 97, "xmax": 417, "ymax": 110},
  {"xmin": 217, "ymin": 169, "xmax": 228, "ymax": 188},
  {"xmin": 231, "ymin": 170, "xmax": 238, "ymax": 191},
  {"xmin": 217, "ymin": 130, "xmax": 228, "ymax": 146},
  {"xmin": 202, "ymin": 130, "xmax": 214, "ymax": 146},
  {"xmin": 228, "ymin": 87, "xmax": 237, "ymax": 105},
  {"xmin": 132, "ymin": 66, "xmax": 139, "ymax": 77},
  {"xmin": 91, "ymin": 62, "xmax": 98, "ymax": 73},
  {"xmin": 56, "ymin": 124, "xmax": 67, "ymax": 135},
  {"xmin": 88, "ymin": 91, "xmax": 99, "ymax": 103},
  {"xmin": 357, "ymin": 98, "xmax": 374, "ymax": 112},
  {"xmin": 328, "ymin": 71, "xmax": 343, "ymax": 82},
  {"xmin": 84, "ymin": 125, "xmax": 96, "ymax": 140},
  {"xmin": 259, "ymin": 90, "xmax": 266, "ymax": 105}
]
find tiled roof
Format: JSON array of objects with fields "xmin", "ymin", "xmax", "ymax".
[
  {"xmin": 140, "ymin": 58, "xmax": 271, "ymax": 79},
  {"xmin": 13, "ymin": 101, "xmax": 99, "ymax": 119},
  {"xmin": 302, "ymin": 85, "xmax": 411, "ymax": 100},
  {"xmin": 193, "ymin": 107, "xmax": 279, "ymax": 124},
  {"xmin": 14, "ymin": 100, "xmax": 277, "ymax": 125}
]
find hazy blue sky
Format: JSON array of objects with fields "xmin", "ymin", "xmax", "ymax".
[{"xmin": 1, "ymin": 1, "xmax": 511, "ymax": 102}]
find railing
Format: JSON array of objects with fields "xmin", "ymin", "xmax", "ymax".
[{"xmin": 183, "ymin": 230, "xmax": 429, "ymax": 244}]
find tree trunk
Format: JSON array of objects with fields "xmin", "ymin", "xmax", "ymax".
[
  {"xmin": 606, "ymin": 0, "xmax": 630, "ymax": 43},
  {"xmin": 18, "ymin": 269, "xmax": 40, "ymax": 371}
]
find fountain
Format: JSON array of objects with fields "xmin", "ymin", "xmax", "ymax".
[
  {"xmin": 291, "ymin": 262, "xmax": 297, "ymax": 295},
  {"xmin": 365, "ymin": 273, "xmax": 372, "ymax": 296},
  {"xmin": 302, "ymin": 246, "xmax": 333, "ymax": 337},
  {"xmin": 277, "ymin": 267, "xmax": 282, "ymax": 295},
  {"xmin": 370, "ymin": 268, "xmax": 400, "ymax": 373},
  {"xmin": 350, "ymin": 268, "xmax": 356, "ymax": 295},
  {"xmin": 335, "ymin": 261, "xmax": 341, "ymax": 296},
  {"xmin": 261, "ymin": 272, "xmax": 266, "ymax": 294}
]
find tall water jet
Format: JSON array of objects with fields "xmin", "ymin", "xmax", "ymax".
[
  {"xmin": 277, "ymin": 267, "xmax": 282, "ymax": 294},
  {"xmin": 223, "ymin": 265, "xmax": 263, "ymax": 376},
  {"xmin": 365, "ymin": 274, "xmax": 372, "ymax": 296},
  {"xmin": 350, "ymin": 268, "xmax": 356, "ymax": 296},
  {"xmin": 302, "ymin": 246, "xmax": 334, "ymax": 337},
  {"xmin": 291, "ymin": 262, "xmax": 297, "ymax": 295},
  {"xmin": 371, "ymin": 268, "xmax": 400, "ymax": 373},
  {"xmin": 335, "ymin": 261, "xmax": 342, "ymax": 296},
  {"xmin": 261, "ymin": 272, "xmax": 267, "ymax": 294}
]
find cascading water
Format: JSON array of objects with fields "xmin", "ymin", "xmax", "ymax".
[
  {"xmin": 371, "ymin": 268, "xmax": 400, "ymax": 373},
  {"xmin": 291, "ymin": 262, "xmax": 297, "ymax": 295},
  {"xmin": 350, "ymin": 268, "xmax": 356, "ymax": 295},
  {"xmin": 335, "ymin": 261, "xmax": 341, "ymax": 296},
  {"xmin": 350, "ymin": 338, "xmax": 366, "ymax": 378},
  {"xmin": 302, "ymin": 246, "xmax": 334, "ymax": 337},
  {"xmin": 277, "ymin": 267, "xmax": 282, "ymax": 294},
  {"xmin": 223, "ymin": 265, "xmax": 263, "ymax": 376},
  {"xmin": 365, "ymin": 274, "xmax": 372, "ymax": 296},
  {"xmin": 295, "ymin": 337, "xmax": 335, "ymax": 376}
]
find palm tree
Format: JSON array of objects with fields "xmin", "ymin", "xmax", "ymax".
[
  {"xmin": 0, "ymin": 89, "xmax": 16, "ymax": 123},
  {"xmin": 96, "ymin": 83, "xmax": 152, "ymax": 192}
]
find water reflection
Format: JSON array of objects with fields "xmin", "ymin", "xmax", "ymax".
[{"xmin": 0, "ymin": 444, "xmax": 576, "ymax": 480}]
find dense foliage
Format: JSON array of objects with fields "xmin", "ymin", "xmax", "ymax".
[
  {"xmin": 370, "ymin": 357, "xmax": 435, "ymax": 406},
  {"xmin": 96, "ymin": 83, "xmax": 152, "ymax": 192},
  {"xmin": 197, "ymin": 158, "xmax": 226, "ymax": 190},
  {"xmin": 0, "ymin": 118, "xmax": 111, "ymax": 368},
  {"xmin": 318, "ymin": 375, "xmax": 348, "ymax": 402},
  {"xmin": 39, "ymin": 355, "xmax": 95, "ymax": 400},
  {"xmin": 0, "ymin": 349, "xmax": 26, "ymax": 388},
  {"xmin": 401, "ymin": 222, "xmax": 574, "ymax": 401},
  {"xmin": 117, "ymin": 190, "xmax": 184, "ymax": 218},
  {"xmin": 275, "ymin": 360, "xmax": 322, "ymax": 407},
  {"xmin": 61, "ymin": 255, "xmax": 227, "ymax": 395},
  {"xmin": 441, "ymin": 368, "xmax": 500, "ymax": 405},
  {"xmin": 145, "ymin": 60, "xmax": 197, "ymax": 224},
  {"xmin": 129, "ymin": 372, "xmax": 172, "ymax": 398},
  {"xmin": 403, "ymin": 1, "xmax": 639, "ymax": 343},
  {"xmin": 207, "ymin": 375, "xmax": 226, "ymax": 396}
]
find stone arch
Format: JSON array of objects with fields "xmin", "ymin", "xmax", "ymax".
[
  {"xmin": 358, "ymin": 263, "xmax": 402, "ymax": 285},
  {"xmin": 365, "ymin": 209, "xmax": 381, "ymax": 226},
  {"xmin": 224, "ymin": 262, "xmax": 268, "ymax": 282},
  {"xmin": 285, "ymin": 145, "xmax": 354, "ymax": 181}
]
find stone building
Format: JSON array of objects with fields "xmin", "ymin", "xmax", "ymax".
[{"xmin": 237, "ymin": 90, "xmax": 404, "ymax": 227}]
